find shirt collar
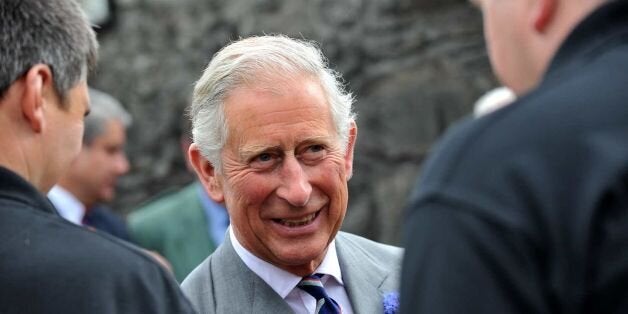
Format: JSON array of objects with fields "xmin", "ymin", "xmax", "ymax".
[
  {"xmin": 545, "ymin": 0, "xmax": 628, "ymax": 79},
  {"xmin": 47, "ymin": 185, "xmax": 85, "ymax": 225},
  {"xmin": 229, "ymin": 227, "xmax": 344, "ymax": 299}
]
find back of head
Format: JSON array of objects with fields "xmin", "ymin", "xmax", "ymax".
[
  {"xmin": 0, "ymin": 0, "xmax": 98, "ymax": 100},
  {"xmin": 476, "ymin": 0, "xmax": 609, "ymax": 95},
  {"xmin": 84, "ymin": 88, "xmax": 132, "ymax": 146},
  {"xmin": 190, "ymin": 35, "xmax": 355, "ymax": 169}
]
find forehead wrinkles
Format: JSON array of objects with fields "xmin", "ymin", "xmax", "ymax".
[
  {"xmin": 225, "ymin": 114, "xmax": 328, "ymax": 152},
  {"xmin": 223, "ymin": 82, "xmax": 336, "ymax": 147}
]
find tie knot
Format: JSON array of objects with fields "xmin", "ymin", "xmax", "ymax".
[
  {"xmin": 297, "ymin": 274, "xmax": 342, "ymax": 313},
  {"xmin": 299, "ymin": 273, "xmax": 325, "ymax": 288}
]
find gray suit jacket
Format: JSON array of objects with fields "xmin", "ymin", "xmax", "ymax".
[{"xmin": 181, "ymin": 231, "xmax": 402, "ymax": 313}]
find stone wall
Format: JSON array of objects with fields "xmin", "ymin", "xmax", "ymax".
[{"xmin": 90, "ymin": 0, "xmax": 497, "ymax": 245}]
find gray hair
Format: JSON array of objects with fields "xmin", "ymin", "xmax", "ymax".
[
  {"xmin": 84, "ymin": 88, "xmax": 132, "ymax": 146},
  {"xmin": 0, "ymin": 0, "xmax": 98, "ymax": 101},
  {"xmin": 190, "ymin": 35, "xmax": 356, "ymax": 170}
]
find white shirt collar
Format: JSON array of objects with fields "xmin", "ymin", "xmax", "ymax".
[
  {"xmin": 47, "ymin": 185, "xmax": 85, "ymax": 225},
  {"xmin": 229, "ymin": 227, "xmax": 344, "ymax": 299}
]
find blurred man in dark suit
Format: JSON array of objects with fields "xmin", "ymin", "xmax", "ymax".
[{"xmin": 401, "ymin": 0, "xmax": 628, "ymax": 312}]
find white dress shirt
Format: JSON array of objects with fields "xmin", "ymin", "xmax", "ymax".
[
  {"xmin": 47, "ymin": 185, "xmax": 85, "ymax": 225},
  {"xmin": 230, "ymin": 228, "xmax": 354, "ymax": 314}
]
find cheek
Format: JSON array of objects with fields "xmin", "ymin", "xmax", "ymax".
[
  {"xmin": 485, "ymin": 17, "xmax": 512, "ymax": 85},
  {"xmin": 69, "ymin": 127, "xmax": 83, "ymax": 155},
  {"xmin": 225, "ymin": 173, "xmax": 276, "ymax": 208},
  {"xmin": 313, "ymin": 162, "xmax": 349, "ymax": 206},
  {"xmin": 87, "ymin": 152, "xmax": 108, "ymax": 170},
  {"xmin": 484, "ymin": 13, "xmax": 500, "ymax": 62}
]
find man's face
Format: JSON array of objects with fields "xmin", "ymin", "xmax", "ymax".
[
  {"xmin": 214, "ymin": 76, "xmax": 355, "ymax": 276},
  {"xmin": 65, "ymin": 119, "xmax": 130, "ymax": 206},
  {"xmin": 44, "ymin": 81, "xmax": 90, "ymax": 191},
  {"xmin": 472, "ymin": 0, "xmax": 538, "ymax": 94}
]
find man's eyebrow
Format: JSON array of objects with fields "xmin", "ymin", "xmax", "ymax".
[
  {"xmin": 238, "ymin": 136, "xmax": 336, "ymax": 158},
  {"xmin": 239, "ymin": 145, "xmax": 281, "ymax": 159}
]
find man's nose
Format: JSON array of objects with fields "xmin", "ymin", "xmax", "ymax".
[
  {"xmin": 275, "ymin": 156, "xmax": 312, "ymax": 207},
  {"xmin": 116, "ymin": 153, "xmax": 130, "ymax": 175}
]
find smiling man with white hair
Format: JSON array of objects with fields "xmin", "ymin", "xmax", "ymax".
[{"xmin": 182, "ymin": 35, "xmax": 402, "ymax": 314}]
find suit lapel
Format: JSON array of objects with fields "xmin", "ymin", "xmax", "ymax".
[
  {"xmin": 214, "ymin": 234, "xmax": 293, "ymax": 312},
  {"xmin": 251, "ymin": 277, "xmax": 294, "ymax": 311},
  {"xmin": 336, "ymin": 233, "xmax": 391, "ymax": 314}
]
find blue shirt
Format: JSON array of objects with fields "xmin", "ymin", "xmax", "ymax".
[{"xmin": 196, "ymin": 184, "xmax": 229, "ymax": 246}]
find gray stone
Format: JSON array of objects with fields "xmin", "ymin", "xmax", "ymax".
[{"xmin": 89, "ymin": 0, "xmax": 497, "ymax": 245}]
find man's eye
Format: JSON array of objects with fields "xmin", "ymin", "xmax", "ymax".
[
  {"xmin": 309, "ymin": 145, "xmax": 324, "ymax": 153},
  {"xmin": 257, "ymin": 153, "xmax": 272, "ymax": 162},
  {"xmin": 250, "ymin": 153, "xmax": 277, "ymax": 169},
  {"xmin": 301, "ymin": 144, "xmax": 326, "ymax": 161},
  {"xmin": 106, "ymin": 146, "xmax": 121, "ymax": 155}
]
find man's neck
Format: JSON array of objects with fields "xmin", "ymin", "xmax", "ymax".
[
  {"xmin": 56, "ymin": 180, "xmax": 94, "ymax": 209},
  {"xmin": 0, "ymin": 156, "xmax": 44, "ymax": 193}
]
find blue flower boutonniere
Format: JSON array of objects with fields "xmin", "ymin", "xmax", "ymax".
[{"xmin": 383, "ymin": 292, "xmax": 399, "ymax": 314}]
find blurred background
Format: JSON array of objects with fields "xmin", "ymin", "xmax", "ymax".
[{"xmin": 81, "ymin": 0, "xmax": 497, "ymax": 246}]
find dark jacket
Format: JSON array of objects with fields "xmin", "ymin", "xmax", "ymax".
[
  {"xmin": 0, "ymin": 167, "xmax": 196, "ymax": 313},
  {"xmin": 84, "ymin": 204, "xmax": 132, "ymax": 242},
  {"xmin": 401, "ymin": 1, "xmax": 628, "ymax": 313}
]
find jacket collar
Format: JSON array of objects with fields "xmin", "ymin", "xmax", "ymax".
[
  {"xmin": 0, "ymin": 166, "xmax": 58, "ymax": 215},
  {"xmin": 546, "ymin": 0, "xmax": 628, "ymax": 77}
]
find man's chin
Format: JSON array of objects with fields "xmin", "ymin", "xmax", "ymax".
[
  {"xmin": 97, "ymin": 189, "xmax": 116, "ymax": 203},
  {"xmin": 270, "ymin": 244, "xmax": 328, "ymax": 275}
]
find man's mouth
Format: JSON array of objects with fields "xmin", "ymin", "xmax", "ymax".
[{"xmin": 273, "ymin": 211, "xmax": 320, "ymax": 227}]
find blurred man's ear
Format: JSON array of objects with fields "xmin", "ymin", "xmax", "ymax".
[
  {"xmin": 179, "ymin": 135, "xmax": 195, "ymax": 173},
  {"xmin": 532, "ymin": 0, "xmax": 557, "ymax": 32},
  {"xmin": 188, "ymin": 143, "xmax": 225, "ymax": 203},
  {"xmin": 21, "ymin": 64, "xmax": 54, "ymax": 133},
  {"xmin": 344, "ymin": 121, "xmax": 357, "ymax": 181}
]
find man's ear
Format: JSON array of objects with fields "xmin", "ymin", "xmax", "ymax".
[
  {"xmin": 344, "ymin": 121, "xmax": 357, "ymax": 181},
  {"xmin": 188, "ymin": 143, "xmax": 225, "ymax": 203},
  {"xmin": 532, "ymin": 0, "xmax": 557, "ymax": 32},
  {"xmin": 21, "ymin": 64, "xmax": 54, "ymax": 133}
]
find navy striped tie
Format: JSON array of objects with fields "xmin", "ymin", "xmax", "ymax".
[{"xmin": 298, "ymin": 273, "xmax": 342, "ymax": 314}]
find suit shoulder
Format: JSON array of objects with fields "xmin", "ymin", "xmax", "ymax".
[
  {"xmin": 181, "ymin": 253, "xmax": 212, "ymax": 289},
  {"xmin": 337, "ymin": 232, "xmax": 403, "ymax": 262},
  {"xmin": 181, "ymin": 254, "xmax": 215, "ymax": 313}
]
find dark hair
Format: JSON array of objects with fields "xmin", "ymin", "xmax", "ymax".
[{"xmin": 0, "ymin": 0, "xmax": 98, "ymax": 100}]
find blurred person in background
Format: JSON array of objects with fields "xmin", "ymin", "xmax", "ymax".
[
  {"xmin": 48, "ymin": 87, "xmax": 132, "ymax": 241},
  {"xmin": 401, "ymin": 0, "xmax": 628, "ymax": 312},
  {"xmin": 129, "ymin": 119, "xmax": 229, "ymax": 282},
  {"xmin": 0, "ymin": 0, "xmax": 195, "ymax": 313}
]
